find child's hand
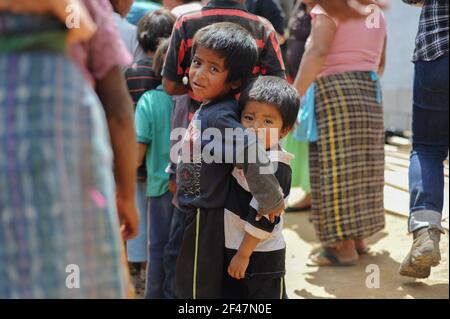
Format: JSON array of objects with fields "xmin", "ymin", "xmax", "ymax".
[
  {"xmin": 228, "ymin": 252, "xmax": 250, "ymax": 280},
  {"xmin": 256, "ymin": 201, "xmax": 285, "ymax": 224},
  {"xmin": 168, "ymin": 179, "xmax": 177, "ymax": 195}
]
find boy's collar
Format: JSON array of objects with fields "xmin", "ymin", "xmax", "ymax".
[
  {"xmin": 205, "ymin": 0, "xmax": 247, "ymax": 11},
  {"xmin": 201, "ymin": 93, "xmax": 236, "ymax": 108}
]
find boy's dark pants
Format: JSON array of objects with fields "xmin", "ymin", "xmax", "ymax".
[
  {"xmin": 163, "ymin": 207, "xmax": 186, "ymax": 299},
  {"xmin": 175, "ymin": 208, "xmax": 225, "ymax": 299},
  {"xmin": 223, "ymin": 274, "xmax": 288, "ymax": 299}
]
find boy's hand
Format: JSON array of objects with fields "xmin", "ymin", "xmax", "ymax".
[
  {"xmin": 256, "ymin": 201, "xmax": 285, "ymax": 224},
  {"xmin": 228, "ymin": 252, "xmax": 250, "ymax": 280},
  {"xmin": 116, "ymin": 195, "xmax": 139, "ymax": 241},
  {"xmin": 168, "ymin": 179, "xmax": 177, "ymax": 195}
]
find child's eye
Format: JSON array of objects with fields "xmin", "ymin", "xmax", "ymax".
[
  {"xmin": 192, "ymin": 59, "xmax": 201, "ymax": 66},
  {"xmin": 243, "ymin": 115, "xmax": 253, "ymax": 121},
  {"xmin": 264, "ymin": 119, "xmax": 274, "ymax": 125},
  {"xmin": 210, "ymin": 66, "xmax": 219, "ymax": 73}
]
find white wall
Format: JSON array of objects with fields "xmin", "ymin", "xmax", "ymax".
[{"xmin": 381, "ymin": 1, "xmax": 422, "ymax": 132}]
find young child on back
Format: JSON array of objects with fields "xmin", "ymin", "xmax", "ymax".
[
  {"xmin": 175, "ymin": 22, "xmax": 286, "ymax": 299},
  {"xmin": 224, "ymin": 76, "xmax": 300, "ymax": 299}
]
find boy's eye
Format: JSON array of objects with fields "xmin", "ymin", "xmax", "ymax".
[
  {"xmin": 243, "ymin": 115, "xmax": 253, "ymax": 121},
  {"xmin": 192, "ymin": 59, "xmax": 201, "ymax": 66},
  {"xmin": 210, "ymin": 66, "xmax": 219, "ymax": 73},
  {"xmin": 264, "ymin": 119, "xmax": 274, "ymax": 125}
]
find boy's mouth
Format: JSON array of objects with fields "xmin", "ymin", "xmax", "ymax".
[{"xmin": 192, "ymin": 81, "xmax": 206, "ymax": 90}]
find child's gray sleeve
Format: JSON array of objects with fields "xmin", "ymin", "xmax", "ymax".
[{"xmin": 234, "ymin": 136, "xmax": 284, "ymax": 215}]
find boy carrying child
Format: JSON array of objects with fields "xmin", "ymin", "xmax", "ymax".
[{"xmin": 175, "ymin": 22, "xmax": 287, "ymax": 299}]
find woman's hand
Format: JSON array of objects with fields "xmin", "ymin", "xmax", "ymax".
[
  {"xmin": 116, "ymin": 195, "xmax": 139, "ymax": 241},
  {"xmin": 0, "ymin": 0, "xmax": 96, "ymax": 44}
]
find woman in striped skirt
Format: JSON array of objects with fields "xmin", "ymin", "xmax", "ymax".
[{"xmin": 293, "ymin": 4, "xmax": 387, "ymax": 266}]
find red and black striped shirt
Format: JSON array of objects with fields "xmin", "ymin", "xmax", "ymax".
[
  {"xmin": 163, "ymin": 0, "xmax": 286, "ymax": 84},
  {"xmin": 125, "ymin": 58, "xmax": 160, "ymax": 106}
]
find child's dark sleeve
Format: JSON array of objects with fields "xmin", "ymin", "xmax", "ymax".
[{"xmin": 212, "ymin": 110, "xmax": 284, "ymax": 215}]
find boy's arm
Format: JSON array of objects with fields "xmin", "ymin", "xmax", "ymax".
[
  {"xmin": 228, "ymin": 232, "xmax": 261, "ymax": 280},
  {"xmin": 135, "ymin": 93, "xmax": 153, "ymax": 166},
  {"xmin": 162, "ymin": 18, "xmax": 189, "ymax": 96},
  {"xmin": 213, "ymin": 111, "xmax": 284, "ymax": 218},
  {"xmin": 261, "ymin": 21, "xmax": 287, "ymax": 79}
]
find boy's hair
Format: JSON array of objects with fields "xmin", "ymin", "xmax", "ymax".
[
  {"xmin": 153, "ymin": 38, "xmax": 171, "ymax": 80},
  {"xmin": 137, "ymin": 9, "xmax": 176, "ymax": 53},
  {"xmin": 191, "ymin": 22, "xmax": 259, "ymax": 83},
  {"xmin": 239, "ymin": 76, "xmax": 301, "ymax": 131}
]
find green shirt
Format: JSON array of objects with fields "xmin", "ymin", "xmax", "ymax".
[{"xmin": 135, "ymin": 86, "xmax": 173, "ymax": 197}]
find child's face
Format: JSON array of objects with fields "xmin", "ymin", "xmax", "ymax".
[
  {"xmin": 241, "ymin": 101, "xmax": 289, "ymax": 150},
  {"xmin": 189, "ymin": 46, "xmax": 239, "ymax": 103}
]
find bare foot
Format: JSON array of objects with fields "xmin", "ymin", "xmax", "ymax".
[
  {"xmin": 327, "ymin": 240, "xmax": 359, "ymax": 263},
  {"xmin": 355, "ymin": 238, "xmax": 370, "ymax": 255}
]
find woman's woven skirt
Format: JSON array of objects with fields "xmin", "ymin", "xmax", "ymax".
[
  {"xmin": 309, "ymin": 71, "xmax": 385, "ymax": 246},
  {"xmin": 0, "ymin": 52, "xmax": 129, "ymax": 298}
]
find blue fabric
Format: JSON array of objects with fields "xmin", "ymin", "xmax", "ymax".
[
  {"xmin": 409, "ymin": 53, "xmax": 449, "ymax": 231},
  {"xmin": 126, "ymin": 1, "xmax": 162, "ymax": 25},
  {"xmin": 293, "ymin": 84, "xmax": 318, "ymax": 142},
  {"xmin": 370, "ymin": 71, "xmax": 382, "ymax": 104},
  {"xmin": 145, "ymin": 191, "xmax": 175, "ymax": 299},
  {"xmin": 126, "ymin": 181, "xmax": 148, "ymax": 262}
]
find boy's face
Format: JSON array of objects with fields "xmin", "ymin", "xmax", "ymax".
[
  {"xmin": 189, "ymin": 46, "xmax": 239, "ymax": 103},
  {"xmin": 241, "ymin": 101, "xmax": 289, "ymax": 150}
]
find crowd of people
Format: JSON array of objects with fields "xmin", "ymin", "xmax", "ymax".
[{"xmin": 0, "ymin": 0, "xmax": 448, "ymax": 299}]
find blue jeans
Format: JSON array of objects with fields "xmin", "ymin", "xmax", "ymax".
[
  {"xmin": 409, "ymin": 53, "xmax": 449, "ymax": 233},
  {"xmin": 145, "ymin": 191, "xmax": 175, "ymax": 299},
  {"xmin": 163, "ymin": 207, "xmax": 186, "ymax": 299},
  {"xmin": 126, "ymin": 181, "xmax": 148, "ymax": 262}
]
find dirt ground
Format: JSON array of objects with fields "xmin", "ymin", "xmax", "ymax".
[{"xmin": 283, "ymin": 190, "xmax": 449, "ymax": 299}]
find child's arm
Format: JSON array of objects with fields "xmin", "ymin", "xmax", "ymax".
[
  {"xmin": 228, "ymin": 232, "xmax": 261, "ymax": 280},
  {"xmin": 213, "ymin": 110, "xmax": 285, "ymax": 220}
]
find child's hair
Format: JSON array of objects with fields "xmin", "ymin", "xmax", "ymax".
[
  {"xmin": 137, "ymin": 9, "xmax": 176, "ymax": 53},
  {"xmin": 191, "ymin": 22, "xmax": 259, "ymax": 84},
  {"xmin": 239, "ymin": 76, "xmax": 301, "ymax": 131},
  {"xmin": 153, "ymin": 38, "xmax": 171, "ymax": 80}
]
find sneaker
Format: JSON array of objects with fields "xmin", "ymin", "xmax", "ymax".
[{"xmin": 399, "ymin": 227, "xmax": 442, "ymax": 278}]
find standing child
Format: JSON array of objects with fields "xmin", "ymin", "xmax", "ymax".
[
  {"xmin": 135, "ymin": 39, "xmax": 176, "ymax": 299},
  {"xmin": 124, "ymin": 9, "xmax": 175, "ymax": 297},
  {"xmin": 175, "ymin": 23, "xmax": 286, "ymax": 299},
  {"xmin": 224, "ymin": 76, "xmax": 300, "ymax": 299}
]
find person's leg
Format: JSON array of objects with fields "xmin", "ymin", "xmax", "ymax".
[
  {"xmin": 400, "ymin": 54, "xmax": 449, "ymax": 278},
  {"xmin": 126, "ymin": 181, "xmax": 148, "ymax": 296},
  {"xmin": 163, "ymin": 206, "xmax": 185, "ymax": 299},
  {"xmin": 175, "ymin": 208, "xmax": 225, "ymax": 299},
  {"xmin": 145, "ymin": 192, "xmax": 175, "ymax": 298}
]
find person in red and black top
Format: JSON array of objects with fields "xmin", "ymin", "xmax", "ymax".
[
  {"xmin": 125, "ymin": 9, "xmax": 176, "ymax": 105},
  {"xmin": 163, "ymin": 0, "xmax": 286, "ymax": 96}
]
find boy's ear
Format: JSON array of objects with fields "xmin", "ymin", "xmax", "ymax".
[
  {"xmin": 230, "ymin": 79, "xmax": 242, "ymax": 91},
  {"xmin": 280, "ymin": 126, "xmax": 294, "ymax": 139}
]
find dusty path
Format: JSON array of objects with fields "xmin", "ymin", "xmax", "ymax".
[{"xmin": 283, "ymin": 210, "xmax": 449, "ymax": 299}]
